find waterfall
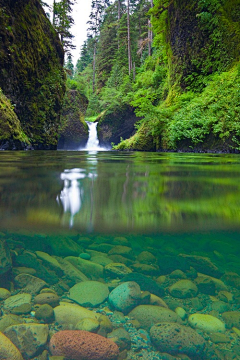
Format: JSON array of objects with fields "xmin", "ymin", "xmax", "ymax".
[{"xmin": 84, "ymin": 122, "xmax": 104, "ymax": 151}]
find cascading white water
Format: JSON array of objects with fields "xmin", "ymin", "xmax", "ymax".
[{"xmin": 84, "ymin": 121, "xmax": 104, "ymax": 151}]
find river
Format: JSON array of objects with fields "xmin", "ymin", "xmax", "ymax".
[{"xmin": 0, "ymin": 150, "xmax": 239, "ymax": 359}]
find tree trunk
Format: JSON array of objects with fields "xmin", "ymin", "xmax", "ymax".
[
  {"xmin": 93, "ymin": 39, "xmax": 97, "ymax": 93},
  {"xmin": 127, "ymin": 0, "xmax": 132, "ymax": 76},
  {"xmin": 118, "ymin": 0, "xmax": 121, "ymax": 50},
  {"xmin": 53, "ymin": 0, "xmax": 56, "ymax": 25},
  {"xmin": 148, "ymin": 0, "xmax": 153, "ymax": 57}
]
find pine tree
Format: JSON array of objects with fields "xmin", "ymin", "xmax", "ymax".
[
  {"xmin": 87, "ymin": 0, "xmax": 111, "ymax": 92},
  {"xmin": 65, "ymin": 53, "xmax": 74, "ymax": 78},
  {"xmin": 76, "ymin": 40, "xmax": 94, "ymax": 73},
  {"xmin": 54, "ymin": 0, "xmax": 76, "ymax": 53}
]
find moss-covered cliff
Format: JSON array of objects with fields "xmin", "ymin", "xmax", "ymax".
[
  {"xmin": 97, "ymin": 105, "xmax": 140, "ymax": 148},
  {"xmin": 58, "ymin": 90, "xmax": 89, "ymax": 150},
  {"xmin": 0, "ymin": 88, "xmax": 31, "ymax": 149},
  {"xmin": 0, "ymin": 0, "xmax": 65, "ymax": 149},
  {"xmin": 116, "ymin": 0, "xmax": 240, "ymax": 152}
]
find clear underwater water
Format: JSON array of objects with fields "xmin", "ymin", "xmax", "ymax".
[{"xmin": 0, "ymin": 150, "xmax": 240, "ymax": 359}]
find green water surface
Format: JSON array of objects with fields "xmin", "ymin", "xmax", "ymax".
[{"xmin": 0, "ymin": 150, "xmax": 240, "ymax": 234}]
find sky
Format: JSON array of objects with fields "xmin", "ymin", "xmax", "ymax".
[{"xmin": 44, "ymin": 0, "xmax": 93, "ymax": 65}]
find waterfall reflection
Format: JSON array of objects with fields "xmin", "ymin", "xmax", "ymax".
[{"xmin": 57, "ymin": 167, "xmax": 97, "ymax": 228}]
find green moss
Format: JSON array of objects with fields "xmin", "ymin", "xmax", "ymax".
[
  {"xmin": 0, "ymin": 88, "xmax": 30, "ymax": 148},
  {"xmin": 0, "ymin": 0, "xmax": 65, "ymax": 149},
  {"xmin": 58, "ymin": 90, "xmax": 89, "ymax": 149},
  {"xmin": 116, "ymin": 0, "xmax": 240, "ymax": 152}
]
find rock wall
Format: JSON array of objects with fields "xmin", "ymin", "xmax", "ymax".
[
  {"xmin": 58, "ymin": 90, "xmax": 89, "ymax": 150},
  {"xmin": 0, "ymin": 0, "xmax": 65, "ymax": 149},
  {"xmin": 167, "ymin": 0, "xmax": 240, "ymax": 90},
  {"xmin": 97, "ymin": 105, "xmax": 140, "ymax": 148}
]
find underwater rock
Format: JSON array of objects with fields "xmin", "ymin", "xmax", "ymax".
[
  {"xmin": 136, "ymin": 251, "xmax": 157, "ymax": 264},
  {"xmin": 13, "ymin": 267, "xmax": 37, "ymax": 276},
  {"xmin": 48, "ymin": 237, "xmax": 84, "ymax": 257},
  {"xmin": 221, "ymin": 272, "xmax": 240, "ymax": 288},
  {"xmin": 54, "ymin": 303, "xmax": 100, "ymax": 329},
  {"xmin": 107, "ymin": 327, "xmax": 131, "ymax": 351},
  {"xmin": 0, "ymin": 288, "xmax": 11, "ymax": 300},
  {"xmin": 195, "ymin": 276, "xmax": 216, "ymax": 295},
  {"xmin": 169, "ymin": 279, "xmax": 198, "ymax": 299},
  {"xmin": 131, "ymin": 263, "xmax": 159, "ymax": 276},
  {"xmin": 15, "ymin": 252, "xmax": 58, "ymax": 284},
  {"xmin": 175, "ymin": 307, "xmax": 187, "ymax": 320},
  {"xmin": 108, "ymin": 246, "xmax": 134, "ymax": 259},
  {"xmin": 188, "ymin": 314, "xmax": 226, "ymax": 333},
  {"xmin": 4, "ymin": 323, "xmax": 49, "ymax": 359},
  {"xmin": 98, "ymin": 314, "xmax": 113, "ymax": 335},
  {"xmin": 34, "ymin": 293, "xmax": 60, "ymax": 308},
  {"xmin": 4, "ymin": 293, "xmax": 32, "ymax": 314},
  {"xmin": 222, "ymin": 311, "xmax": 240, "ymax": 329},
  {"xmin": 35, "ymin": 251, "xmax": 63, "ymax": 276},
  {"xmin": 54, "ymin": 257, "xmax": 89, "ymax": 284},
  {"xmin": 218, "ymin": 290, "xmax": 234, "ymax": 303},
  {"xmin": 88, "ymin": 243, "xmax": 115, "ymax": 253},
  {"xmin": 129, "ymin": 305, "xmax": 182, "ymax": 331},
  {"xmin": 197, "ymin": 273, "xmax": 228, "ymax": 291},
  {"xmin": 157, "ymin": 255, "xmax": 190, "ymax": 275},
  {"xmin": 35, "ymin": 304, "xmax": 55, "ymax": 323},
  {"xmin": 150, "ymin": 322, "xmax": 206, "ymax": 357},
  {"xmin": 122, "ymin": 273, "xmax": 164, "ymax": 297},
  {"xmin": 108, "ymin": 255, "xmax": 133, "ymax": 266},
  {"xmin": 105, "ymin": 263, "xmax": 132, "ymax": 278},
  {"xmin": 179, "ymin": 254, "xmax": 223, "ymax": 278},
  {"xmin": 0, "ymin": 331, "xmax": 23, "ymax": 360},
  {"xmin": 69, "ymin": 281, "xmax": 109, "ymax": 307},
  {"xmin": 0, "ymin": 314, "xmax": 23, "ymax": 332},
  {"xmin": 0, "ymin": 240, "xmax": 12, "ymax": 275},
  {"xmin": 211, "ymin": 301, "xmax": 230, "ymax": 313},
  {"xmin": 75, "ymin": 318, "xmax": 100, "ymax": 333},
  {"xmin": 169, "ymin": 270, "xmax": 187, "ymax": 279},
  {"xmin": 66, "ymin": 256, "xmax": 104, "ymax": 281},
  {"xmin": 14, "ymin": 274, "xmax": 47, "ymax": 294},
  {"xmin": 79, "ymin": 253, "xmax": 91, "ymax": 260},
  {"xmin": 90, "ymin": 255, "xmax": 113, "ymax": 267},
  {"xmin": 149, "ymin": 294, "xmax": 168, "ymax": 308},
  {"xmin": 49, "ymin": 330, "xmax": 119, "ymax": 360},
  {"xmin": 108, "ymin": 281, "xmax": 142, "ymax": 314},
  {"xmin": 209, "ymin": 333, "xmax": 231, "ymax": 344}
]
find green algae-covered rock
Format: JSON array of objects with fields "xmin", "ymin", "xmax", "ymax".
[
  {"xmin": 58, "ymin": 89, "xmax": 88, "ymax": 150},
  {"xmin": 0, "ymin": 89, "xmax": 30, "ymax": 149},
  {"xmin": 0, "ymin": 0, "xmax": 65, "ymax": 149},
  {"xmin": 188, "ymin": 314, "xmax": 226, "ymax": 333},
  {"xmin": 69, "ymin": 281, "xmax": 109, "ymax": 307}
]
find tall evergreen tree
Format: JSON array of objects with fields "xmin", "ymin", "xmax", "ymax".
[
  {"xmin": 76, "ymin": 40, "xmax": 94, "ymax": 73},
  {"xmin": 87, "ymin": 0, "xmax": 111, "ymax": 92},
  {"xmin": 54, "ymin": 0, "xmax": 76, "ymax": 53}
]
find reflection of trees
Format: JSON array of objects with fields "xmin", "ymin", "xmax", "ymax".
[{"xmin": 1, "ymin": 151, "xmax": 240, "ymax": 232}]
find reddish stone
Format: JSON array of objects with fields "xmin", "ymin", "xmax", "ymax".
[{"xmin": 49, "ymin": 330, "xmax": 119, "ymax": 360}]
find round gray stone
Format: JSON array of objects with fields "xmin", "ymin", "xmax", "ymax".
[
  {"xmin": 150, "ymin": 322, "xmax": 206, "ymax": 357},
  {"xmin": 69, "ymin": 281, "xmax": 109, "ymax": 307},
  {"xmin": 108, "ymin": 281, "xmax": 142, "ymax": 314}
]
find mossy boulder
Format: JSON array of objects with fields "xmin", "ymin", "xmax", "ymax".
[
  {"xmin": 97, "ymin": 105, "xmax": 140, "ymax": 148},
  {"xmin": 58, "ymin": 90, "xmax": 89, "ymax": 150},
  {"xmin": 0, "ymin": 89, "xmax": 30, "ymax": 149},
  {"xmin": 0, "ymin": 0, "xmax": 65, "ymax": 149}
]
